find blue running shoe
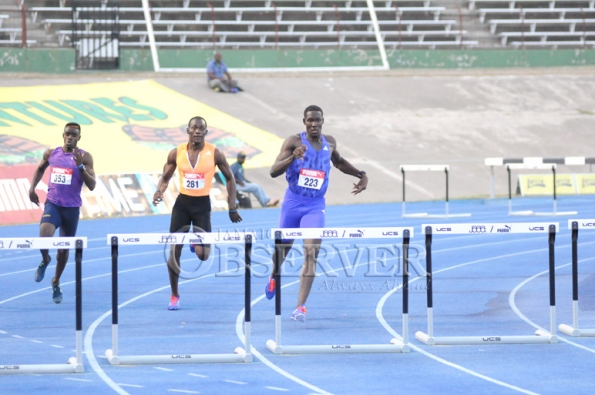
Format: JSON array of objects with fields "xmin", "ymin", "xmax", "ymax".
[
  {"xmin": 291, "ymin": 305, "xmax": 307, "ymax": 322},
  {"xmin": 189, "ymin": 244, "xmax": 196, "ymax": 253},
  {"xmin": 52, "ymin": 284, "xmax": 63, "ymax": 304},
  {"xmin": 265, "ymin": 277, "xmax": 276, "ymax": 300},
  {"xmin": 168, "ymin": 295, "xmax": 180, "ymax": 310},
  {"xmin": 35, "ymin": 259, "xmax": 50, "ymax": 283}
]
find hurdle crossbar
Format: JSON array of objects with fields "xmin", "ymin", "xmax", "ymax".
[
  {"xmin": 415, "ymin": 223, "xmax": 558, "ymax": 346},
  {"xmin": 104, "ymin": 232, "xmax": 255, "ymax": 365},
  {"xmin": 400, "ymin": 165, "xmax": 471, "ymax": 218},
  {"xmin": 266, "ymin": 227, "xmax": 413, "ymax": 355},
  {"xmin": 505, "ymin": 163, "xmax": 577, "ymax": 216},
  {"xmin": 0, "ymin": 237, "xmax": 86, "ymax": 375},
  {"xmin": 558, "ymin": 220, "xmax": 595, "ymax": 337}
]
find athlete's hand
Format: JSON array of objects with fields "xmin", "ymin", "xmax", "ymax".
[
  {"xmin": 153, "ymin": 191, "xmax": 164, "ymax": 206},
  {"xmin": 292, "ymin": 144, "xmax": 307, "ymax": 160},
  {"xmin": 73, "ymin": 149, "xmax": 85, "ymax": 166},
  {"xmin": 29, "ymin": 189, "xmax": 40, "ymax": 207},
  {"xmin": 229, "ymin": 211, "xmax": 242, "ymax": 223},
  {"xmin": 351, "ymin": 174, "xmax": 368, "ymax": 195}
]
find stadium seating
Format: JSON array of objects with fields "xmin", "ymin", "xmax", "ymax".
[
  {"xmin": 470, "ymin": 0, "xmax": 595, "ymax": 48},
  {"xmin": 26, "ymin": 1, "xmax": 476, "ymax": 49}
]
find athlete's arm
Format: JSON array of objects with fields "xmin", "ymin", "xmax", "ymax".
[
  {"xmin": 153, "ymin": 148, "xmax": 177, "ymax": 206},
  {"xmin": 328, "ymin": 136, "xmax": 368, "ymax": 195},
  {"xmin": 76, "ymin": 150, "xmax": 96, "ymax": 191},
  {"xmin": 28, "ymin": 148, "xmax": 52, "ymax": 207},
  {"xmin": 270, "ymin": 135, "xmax": 306, "ymax": 178},
  {"xmin": 215, "ymin": 149, "xmax": 243, "ymax": 223}
]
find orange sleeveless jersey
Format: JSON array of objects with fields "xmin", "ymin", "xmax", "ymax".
[{"xmin": 176, "ymin": 142, "xmax": 217, "ymax": 197}]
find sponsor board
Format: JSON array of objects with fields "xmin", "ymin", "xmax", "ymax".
[
  {"xmin": 1, "ymin": 169, "xmax": 229, "ymax": 225},
  {"xmin": 518, "ymin": 174, "xmax": 595, "ymax": 196},
  {"xmin": 575, "ymin": 174, "xmax": 595, "ymax": 194}
]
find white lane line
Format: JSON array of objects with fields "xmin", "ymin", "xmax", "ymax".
[
  {"xmin": 0, "ymin": 249, "xmax": 163, "ymax": 277},
  {"xmin": 235, "ymin": 239, "xmax": 553, "ymax": 395},
  {"xmin": 117, "ymin": 384, "xmax": 145, "ymax": 388},
  {"xmin": 0, "ymin": 330, "xmax": 7, "ymax": 334},
  {"xmin": 30, "ymin": 339, "xmax": 42, "ymax": 343},
  {"xmin": 235, "ymin": 281, "xmax": 334, "ymax": 395},
  {"xmin": 377, "ymin": 241, "xmax": 588, "ymax": 395},
  {"xmin": 168, "ymin": 390, "xmax": 199, "ymax": 394},
  {"xmin": 509, "ymin": 257, "xmax": 595, "ymax": 354},
  {"xmin": 64, "ymin": 378, "xmax": 93, "ymax": 382},
  {"xmin": 50, "ymin": 345, "xmax": 64, "ymax": 349},
  {"xmin": 155, "ymin": 367, "xmax": 174, "ymax": 372},
  {"xmin": 266, "ymin": 387, "xmax": 290, "ymax": 391},
  {"xmin": 188, "ymin": 373, "xmax": 208, "ymax": 378},
  {"xmin": 224, "ymin": 380, "xmax": 247, "ymax": 385},
  {"xmin": 84, "ymin": 251, "xmax": 281, "ymax": 395},
  {"xmin": 12, "ymin": 335, "xmax": 24, "ymax": 338},
  {"xmin": 84, "ymin": 310, "xmax": 130, "ymax": 395}
]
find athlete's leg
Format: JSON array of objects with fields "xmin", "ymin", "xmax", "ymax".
[
  {"xmin": 168, "ymin": 244, "xmax": 184, "ymax": 298},
  {"xmin": 296, "ymin": 210, "xmax": 325, "ymax": 307},
  {"xmin": 39, "ymin": 202, "xmax": 60, "ymax": 266},
  {"xmin": 190, "ymin": 210, "xmax": 212, "ymax": 261},
  {"xmin": 168, "ymin": 199, "xmax": 192, "ymax": 298},
  {"xmin": 52, "ymin": 207, "xmax": 79, "ymax": 287}
]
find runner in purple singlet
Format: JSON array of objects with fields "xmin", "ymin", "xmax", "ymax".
[
  {"xmin": 29, "ymin": 123, "xmax": 96, "ymax": 304},
  {"xmin": 265, "ymin": 105, "xmax": 368, "ymax": 322}
]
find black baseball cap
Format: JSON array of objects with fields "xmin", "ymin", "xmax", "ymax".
[{"xmin": 237, "ymin": 151, "xmax": 246, "ymax": 158}]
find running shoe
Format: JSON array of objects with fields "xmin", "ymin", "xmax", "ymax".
[
  {"xmin": 35, "ymin": 259, "xmax": 50, "ymax": 283},
  {"xmin": 52, "ymin": 284, "xmax": 63, "ymax": 304},
  {"xmin": 291, "ymin": 305, "xmax": 307, "ymax": 322},
  {"xmin": 265, "ymin": 277, "xmax": 276, "ymax": 300},
  {"xmin": 189, "ymin": 244, "xmax": 196, "ymax": 253},
  {"xmin": 168, "ymin": 295, "xmax": 180, "ymax": 310}
]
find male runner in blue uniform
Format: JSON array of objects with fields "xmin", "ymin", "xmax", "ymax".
[
  {"xmin": 265, "ymin": 105, "xmax": 368, "ymax": 322},
  {"xmin": 29, "ymin": 123, "xmax": 96, "ymax": 303}
]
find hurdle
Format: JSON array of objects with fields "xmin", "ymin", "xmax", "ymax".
[
  {"xmin": 266, "ymin": 227, "xmax": 413, "ymax": 355},
  {"xmin": 558, "ymin": 220, "xmax": 595, "ymax": 337},
  {"xmin": 104, "ymin": 231, "xmax": 255, "ymax": 365},
  {"xmin": 415, "ymin": 223, "xmax": 558, "ymax": 346},
  {"xmin": 0, "ymin": 237, "xmax": 86, "ymax": 375},
  {"xmin": 400, "ymin": 165, "xmax": 471, "ymax": 218},
  {"xmin": 506, "ymin": 163, "xmax": 578, "ymax": 216}
]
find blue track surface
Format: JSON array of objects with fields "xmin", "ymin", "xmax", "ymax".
[{"xmin": 1, "ymin": 197, "xmax": 595, "ymax": 395}]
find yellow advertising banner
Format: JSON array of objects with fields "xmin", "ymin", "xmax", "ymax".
[
  {"xmin": 0, "ymin": 80, "xmax": 283, "ymax": 174},
  {"xmin": 517, "ymin": 174, "xmax": 554, "ymax": 196},
  {"xmin": 517, "ymin": 174, "xmax": 591, "ymax": 196},
  {"xmin": 575, "ymin": 174, "xmax": 595, "ymax": 194}
]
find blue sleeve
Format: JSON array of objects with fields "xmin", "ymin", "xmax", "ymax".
[
  {"xmin": 230, "ymin": 162, "xmax": 242, "ymax": 181},
  {"xmin": 206, "ymin": 60, "xmax": 214, "ymax": 74}
]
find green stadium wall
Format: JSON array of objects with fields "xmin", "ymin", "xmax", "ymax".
[{"xmin": 1, "ymin": 48, "xmax": 594, "ymax": 73}]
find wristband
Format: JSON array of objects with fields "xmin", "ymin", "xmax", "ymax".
[
  {"xmin": 78, "ymin": 164, "xmax": 86, "ymax": 172},
  {"xmin": 229, "ymin": 209, "xmax": 237, "ymax": 213},
  {"xmin": 357, "ymin": 170, "xmax": 366, "ymax": 179}
]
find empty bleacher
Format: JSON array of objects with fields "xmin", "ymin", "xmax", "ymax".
[
  {"xmin": 0, "ymin": 8, "xmax": 37, "ymax": 46},
  {"xmin": 22, "ymin": 0, "xmax": 476, "ymax": 50},
  {"xmin": 469, "ymin": 0, "xmax": 595, "ymax": 48}
]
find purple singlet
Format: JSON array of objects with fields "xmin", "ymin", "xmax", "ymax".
[{"xmin": 46, "ymin": 147, "xmax": 84, "ymax": 208}]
